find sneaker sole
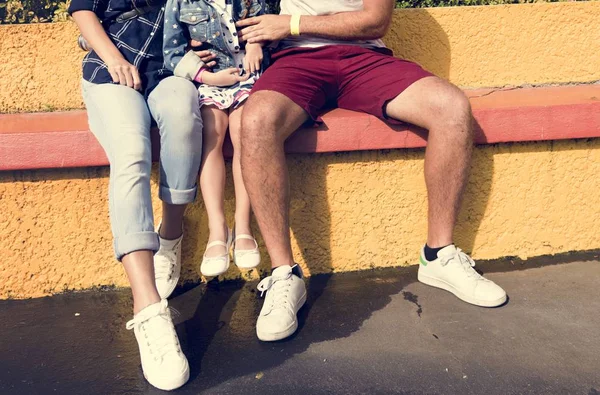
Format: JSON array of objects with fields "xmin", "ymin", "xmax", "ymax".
[
  {"xmin": 256, "ymin": 292, "xmax": 307, "ymax": 342},
  {"xmin": 418, "ymin": 273, "xmax": 507, "ymax": 308},
  {"xmin": 144, "ymin": 360, "xmax": 190, "ymax": 391}
]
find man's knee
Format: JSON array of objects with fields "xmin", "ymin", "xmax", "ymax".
[
  {"xmin": 435, "ymin": 83, "xmax": 472, "ymax": 129},
  {"xmin": 241, "ymin": 94, "xmax": 284, "ymax": 149}
]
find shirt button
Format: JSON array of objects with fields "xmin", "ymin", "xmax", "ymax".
[{"xmin": 215, "ymin": 31, "xmax": 221, "ymax": 37}]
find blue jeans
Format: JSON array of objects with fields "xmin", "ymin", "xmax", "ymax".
[{"xmin": 81, "ymin": 77, "xmax": 203, "ymax": 260}]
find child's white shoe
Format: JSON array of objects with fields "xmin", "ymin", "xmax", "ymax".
[
  {"xmin": 200, "ymin": 229, "xmax": 232, "ymax": 277},
  {"xmin": 233, "ymin": 233, "xmax": 261, "ymax": 270}
]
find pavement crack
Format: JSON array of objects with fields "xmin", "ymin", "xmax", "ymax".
[{"xmin": 402, "ymin": 291, "xmax": 423, "ymax": 318}]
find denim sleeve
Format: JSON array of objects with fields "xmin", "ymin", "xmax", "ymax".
[
  {"xmin": 68, "ymin": 0, "xmax": 109, "ymax": 18},
  {"xmin": 163, "ymin": 0, "xmax": 205, "ymax": 80}
]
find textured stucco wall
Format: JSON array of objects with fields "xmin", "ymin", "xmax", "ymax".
[
  {"xmin": 2, "ymin": 139, "xmax": 600, "ymax": 299},
  {"xmin": 1, "ymin": 2, "xmax": 599, "ymax": 113}
]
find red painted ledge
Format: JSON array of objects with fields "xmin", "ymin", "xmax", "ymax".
[{"xmin": 1, "ymin": 85, "xmax": 599, "ymax": 171}]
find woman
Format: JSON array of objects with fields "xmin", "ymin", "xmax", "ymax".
[{"xmin": 68, "ymin": 0, "xmax": 214, "ymax": 390}]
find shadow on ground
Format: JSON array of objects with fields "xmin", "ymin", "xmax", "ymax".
[{"xmin": 2, "ymin": 259, "xmax": 600, "ymax": 394}]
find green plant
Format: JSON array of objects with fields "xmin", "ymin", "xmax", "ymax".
[
  {"xmin": 0, "ymin": 0, "xmax": 588, "ymax": 24},
  {"xmin": 0, "ymin": 0, "xmax": 69, "ymax": 23}
]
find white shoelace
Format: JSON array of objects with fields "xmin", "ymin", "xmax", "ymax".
[
  {"xmin": 257, "ymin": 273, "xmax": 293, "ymax": 313},
  {"xmin": 439, "ymin": 248, "xmax": 486, "ymax": 280},
  {"xmin": 126, "ymin": 307, "xmax": 181, "ymax": 362},
  {"xmin": 154, "ymin": 249, "xmax": 176, "ymax": 280}
]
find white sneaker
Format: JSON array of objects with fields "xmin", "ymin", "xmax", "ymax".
[
  {"xmin": 256, "ymin": 264, "xmax": 307, "ymax": 341},
  {"xmin": 126, "ymin": 300, "xmax": 189, "ymax": 391},
  {"xmin": 418, "ymin": 245, "xmax": 507, "ymax": 307},
  {"xmin": 200, "ymin": 228, "xmax": 232, "ymax": 277},
  {"xmin": 154, "ymin": 230, "xmax": 183, "ymax": 299},
  {"xmin": 232, "ymin": 232, "xmax": 261, "ymax": 270}
]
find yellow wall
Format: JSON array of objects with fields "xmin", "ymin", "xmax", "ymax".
[
  {"xmin": 2, "ymin": 139, "xmax": 600, "ymax": 299},
  {"xmin": 1, "ymin": 2, "xmax": 599, "ymax": 113},
  {"xmin": 2, "ymin": 2, "xmax": 600, "ymax": 298}
]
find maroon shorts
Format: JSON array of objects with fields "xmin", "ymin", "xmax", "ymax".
[{"xmin": 252, "ymin": 45, "xmax": 433, "ymax": 123}]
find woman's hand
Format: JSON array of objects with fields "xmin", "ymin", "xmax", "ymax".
[
  {"xmin": 243, "ymin": 43, "xmax": 263, "ymax": 74},
  {"xmin": 72, "ymin": 11, "xmax": 143, "ymax": 91},
  {"xmin": 202, "ymin": 68, "xmax": 250, "ymax": 87},
  {"xmin": 106, "ymin": 56, "xmax": 142, "ymax": 91}
]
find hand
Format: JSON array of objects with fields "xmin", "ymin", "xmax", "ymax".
[
  {"xmin": 106, "ymin": 56, "xmax": 142, "ymax": 91},
  {"xmin": 202, "ymin": 68, "xmax": 250, "ymax": 87},
  {"xmin": 236, "ymin": 15, "xmax": 291, "ymax": 44},
  {"xmin": 243, "ymin": 43, "xmax": 263, "ymax": 74},
  {"xmin": 188, "ymin": 42, "xmax": 218, "ymax": 68}
]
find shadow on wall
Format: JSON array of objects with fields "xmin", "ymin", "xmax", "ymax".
[
  {"xmin": 386, "ymin": 10, "xmax": 494, "ymax": 254},
  {"xmin": 155, "ymin": 8, "xmax": 491, "ymax": 285},
  {"xmin": 384, "ymin": 9, "xmax": 452, "ymax": 80}
]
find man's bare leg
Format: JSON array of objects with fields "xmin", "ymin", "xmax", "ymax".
[
  {"xmin": 240, "ymin": 91, "xmax": 308, "ymax": 269},
  {"xmin": 385, "ymin": 76, "xmax": 473, "ymax": 248},
  {"xmin": 386, "ymin": 76, "xmax": 506, "ymax": 307},
  {"xmin": 240, "ymin": 90, "xmax": 310, "ymax": 341}
]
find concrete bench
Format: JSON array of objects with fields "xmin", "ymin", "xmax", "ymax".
[{"xmin": 2, "ymin": 85, "xmax": 599, "ymax": 171}]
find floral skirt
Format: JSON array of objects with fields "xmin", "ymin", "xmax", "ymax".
[{"xmin": 197, "ymin": 72, "xmax": 258, "ymax": 110}]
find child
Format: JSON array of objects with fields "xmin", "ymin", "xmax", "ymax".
[{"xmin": 164, "ymin": 0, "xmax": 265, "ymax": 276}]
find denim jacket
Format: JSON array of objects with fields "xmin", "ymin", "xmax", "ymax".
[{"xmin": 163, "ymin": 0, "xmax": 264, "ymax": 79}]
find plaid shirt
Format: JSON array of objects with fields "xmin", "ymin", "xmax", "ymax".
[{"xmin": 68, "ymin": 0, "xmax": 172, "ymax": 97}]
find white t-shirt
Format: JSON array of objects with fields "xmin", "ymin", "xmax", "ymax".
[{"xmin": 279, "ymin": 0, "xmax": 386, "ymax": 49}]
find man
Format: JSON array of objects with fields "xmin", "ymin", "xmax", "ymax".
[{"xmin": 237, "ymin": 0, "xmax": 507, "ymax": 342}]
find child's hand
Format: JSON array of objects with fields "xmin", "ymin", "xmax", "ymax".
[
  {"xmin": 243, "ymin": 43, "xmax": 263, "ymax": 74},
  {"xmin": 202, "ymin": 68, "xmax": 250, "ymax": 87}
]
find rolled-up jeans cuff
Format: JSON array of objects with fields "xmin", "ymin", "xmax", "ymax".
[
  {"xmin": 159, "ymin": 185, "xmax": 198, "ymax": 205},
  {"xmin": 114, "ymin": 231, "xmax": 160, "ymax": 261}
]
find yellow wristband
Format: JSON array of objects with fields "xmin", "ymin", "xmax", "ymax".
[{"xmin": 290, "ymin": 14, "xmax": 301, "ymax": 36}]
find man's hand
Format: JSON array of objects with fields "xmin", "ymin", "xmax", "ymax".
[
  {"xmin": 243, "ymin": 43, "xmax": 263, "ymax": 74},
  {"xmin": 189, "ymin": 41, "xmax": 218, "ymax": 68},
  {"xmin": 236, "ymin": 15, "xmax": 291, "ymax": 44},
  {"xmin": 106, "ymin": 56, "xmax": 142, "ymax": 91},
  {"xmin": 202, "ymin": 68, "xmax": 250, "ymax": 87}
]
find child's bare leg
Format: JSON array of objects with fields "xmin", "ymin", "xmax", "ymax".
[
  {"xmin": 200, "ymin": 106, "xmax": 230, "ymax": 257},
  {"xmin": 229, "ymin": 104, "xmax": 255, "ymax": 250}
]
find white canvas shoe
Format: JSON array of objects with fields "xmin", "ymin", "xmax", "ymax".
[
  {"xmin": 126, "ymin": 300, "xmax": 189, "ymax": 391},
  {"xmin": 154, "ymin": 229, "xmax": 183, "ymax": 299},
  {"xmin": 418, "ymin": 245, "xmax": 507, "ymax": 307},
  {"xmin": 256, "ymin": 264, "xmax": 307, "ymax": 341}
]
